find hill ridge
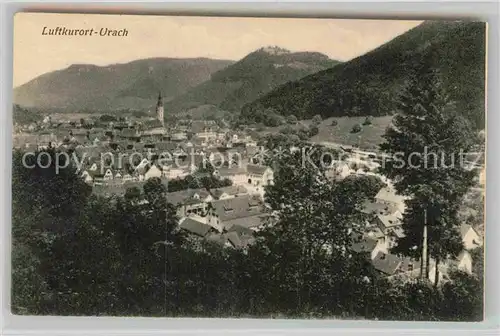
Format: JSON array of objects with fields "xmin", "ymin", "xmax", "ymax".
[{"xmin": 243, "ymin": 20, "xmax": 486, "ymax": 129}]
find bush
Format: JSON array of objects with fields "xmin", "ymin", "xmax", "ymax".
[
  {"xmin": 287, "ymin": 115, "xmax": 298, "ymax": 124},
  {"xmin": 351, "ymin": 124, "xmax": 362, "ymax": 133},
  {"xmin": 312, "ymin": 115, "xmax": 322, "ymax": 125},
  {"xmin": 308, "ymin": 125, "xmax": 319, "ymax": 137},
  {"xmin": 280, "ymin": 125, "xmax": 296, "ymax": 135}
]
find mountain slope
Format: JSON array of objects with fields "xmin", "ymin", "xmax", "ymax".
[
  {"xmin": 244, "ymin": 21, "xmax": 486, "ymax": 129},
  {"xmin": 13, "ymin": 57, "xmax": 234, "ymax": 111},
  {"xmin": 165, "ymin": 46, "xmax": 341, "ymax": 113}
]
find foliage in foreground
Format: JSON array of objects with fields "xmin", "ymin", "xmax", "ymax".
[{"xmin": 11, "ymin": 149, "xmax": 483, "ymax": 320}]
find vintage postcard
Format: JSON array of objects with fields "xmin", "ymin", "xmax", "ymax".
[{"xmin": 12, "ymin": 13, "xmax": 485, "ymax": 320}]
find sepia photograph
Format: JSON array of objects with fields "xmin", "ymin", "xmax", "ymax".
[{"xmin": 11, "ymin": 12, "xmax": 486, "ymax": 320}]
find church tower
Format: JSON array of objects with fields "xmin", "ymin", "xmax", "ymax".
[{"xmin": 156, "ymin": 91, "xmax": 164, "ymax": 127}]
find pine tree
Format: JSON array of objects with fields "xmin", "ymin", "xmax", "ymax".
[{"xmin": 379, "ymin": 48, "xmax": 479, "ymax": 285}]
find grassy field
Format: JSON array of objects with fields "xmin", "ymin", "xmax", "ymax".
[
  {"xmin": 258, "ymin": 116, "xmax": 393, "ymax": 151},
  {"xmin": 310, "ymin": 116, "xmax": 393, "ymax": 151}
]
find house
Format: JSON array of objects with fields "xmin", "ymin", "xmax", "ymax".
[
  {"xmin": 349, "ymin": 234, "xmax": 381, "ymax": 260},
  {"xmin": 361, "ymin": 200, "xmax": 398, "ymax": 217},
  {"xmin": 246, "ymin": 164, "xmax": 274, "ymax": 187},
  {"xmin": 374, "ymin": 186, "xmax": 407, "ymax": 213},
  {"xmin": 365, "ymin": 226, "xmax": 389, "ymax": 255},
  {"xmin": 165, "ymin": 167, "xmax": 191, "ymax": 180},
  {"xmin": 191, "ymin": 120, "xmax": 217, "ymax": 140},
  {"xmin": 119, "ymin": 128, "xmax": 141, "ymax": 142},
  {"xmin": 205, "ymin": 232, "xmax": 235, "ymax": 248},
  {"xmin": 460, "ymin": 224, "xmax": 482, "ymax": 250},
  {"xmin": 144, "ymin": 164, "xmax": 163, "ymax": 180},
  {"xmin": 452, "ymin": 250, "xmax": 473, "ymax": 275},
  {"xmin": 372, "ymin": 252, "xmax": 405, "ymax": 276},
  {"xmin": 372, "ymin": 252, "xmax": 421, "ymax": 279},
  {"xmin": 326, "ymin": 162, "xmax": 352, "ymax": 181},
  {"xmin": 142, "ymin": 128, "xmax": 166, "ymax": 141},
  {"xmin": 80, "ymin": 170, "xmax": 94, "ymax": 184},
  {"xmin": 214, "ymin": 166, "xmax": 248, "ymax": 185},
  {"xmin": 371, "ymin": 211, "xmax": 405, "ymax": 250},
  {"xmin": 167, "ymin": 188, "xmax": 213, "ymax": 218},
  {"xmin": 179, "ymin": 217, "xmax": 217, "ymax": 238},
  {"xmin": 103, "ymin": 168, "xmax": 114, "ymax": 181},
  {"xmin": 209, "ymin": 185, "xmax": 249, "ymax": 200},
  {"xmin": 170, "ymin": 132, "xmax": 188, "ymax": 142},
  {"xmin": 207, "ymin": 195, "xmax": 267, "ymax": 231}
]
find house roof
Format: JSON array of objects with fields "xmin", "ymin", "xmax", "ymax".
[
  {"xmin": 361, "ymin": 200, "xmax": 398, "ymax": 216},
  {"xmin": 166, "ymin": 188, "xmax": 210, "ymax": 206},
  {"xmin": 210, "ymin": 185, "xmax": 248, "ymax": 199},
  {"xmin": 180, "ymin": 217, "xmax": 213, "ymax": 237},
  {"xmin": 120, "ymin": 129, "xmax": 139, "ymax": 138},
  {"xmin": 143, "ymin": 119, "xmax": 164, "ymax": 129},
  {"xmin": 205, "ymin": 230, "xmax": 254, "ymax": 249},
  {"xmin": 227, "ymin": 224, "xmax": 254, "ymax": 236},
  {"xmin": 365, "ymin": 226, "xmax": 385, "ymax": 239},
  {"xmin": 206, "ymin": 233, "xmax": 227, "ymax": 246},
  {"xmin": 211, "ymin": 195, "xmax": 265, "ymax": 223},
  {"xmin": 372, "ymin": 252, "xmax": 403, "ymax": 275},
  {"xmin": 386, "ymin": 225, "xmax": 405, "ymax": 239},
  {"xmin": 217, "ymin": 166, "xmax": 247, "ymax": 176},
  {"xmin": 460, "ymin": 223, "xmax": 477, "ymax": 238},
  {"xmin": 224, "ymin": 231, "xmax": 242, "ymax": 248},
  {"xmin": 223, "ymin": 214, "xmax": 266, "ymax": 229},
  {"xmin": 91, "ymin": 181, "xmax": 149, "ymax": 197},
  {"xmin": 142, "ymin": 128, "xmax": 165, "ymax": 136},
  {"xmin": 350, "ymin": 235, "xmax": 378, "ymax": 254},
  {"xmin": 156, "ymin": 142, "xmax": 178, "ymax": 152},
  {"xmin": 247, "ymin": 164, "xmax": 269, "ymax": 176},
  {"xmin": 377, "ymin": 211, "xmax": 403, "ymax": 228},
  {"xmin": 375, "ymin": 187, "xmax": 406, "ymax": 205}
]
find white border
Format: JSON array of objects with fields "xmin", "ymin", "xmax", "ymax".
[{"xmin": 1, "ymin": 1, "xmax": 499, "ymax": 335}]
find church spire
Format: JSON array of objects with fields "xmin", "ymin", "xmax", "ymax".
[
  {"xmin": 157, "ymin": 91, "xmax": 163, "ymax": 107},
  {"xmin": 156, "ymin": 91, "xmax": 164, "ymax": 127}
]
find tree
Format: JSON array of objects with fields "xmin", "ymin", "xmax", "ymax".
[
  {"xmin": 379, "ymin": 49, "xmax": 479, "ymax": 285},
  {"xmin": 287, "ymin": 115, "xmax": 298, "ymax": 124},
  {"xmin": 253, "ymin": 147, "xmax": 374, "ymax": 313},
  {"xmin": 124, "ymin": 186, "xmax": 141, "ymax": 202},
  {"xmin": 311, "ymin": 114, "xmax": 322, "ymax": 126},
  {"xmin": 351, "ymin": 124, "xmax": 362, "ymax": 133},
  {"xmin": 342, "ymin": 174, "xmax": 386, "ymax": 200},
  {"xmin": 440, "ymin": 270, "xmax": 483, "ymax": 321},
  {"xmin": 11, "ymin": 149, "xmax": 127, "ymax": 315},
  {"xmin": 99, "ymin": 114, "xmax": 117, "ymax": 122},
  {"xmin": 308, "ymin": 125, "xmax": 319, "ymax": 137}
]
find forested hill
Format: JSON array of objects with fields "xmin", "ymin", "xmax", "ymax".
[
  {"xmin": 13, "ymin": 57, "xmax": 234, "ymax": 111},
  {"xmin": 243, "ymin": 21, "xmax": 486, "ymax": 129},
  {"xmin": 164, "ymin": 46, "xmax": 341, "ymax": 114}
]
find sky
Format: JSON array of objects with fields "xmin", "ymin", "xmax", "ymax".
[{"xmin": 13, "ymin": 13, "xmax": 422, "ymax": 87}]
